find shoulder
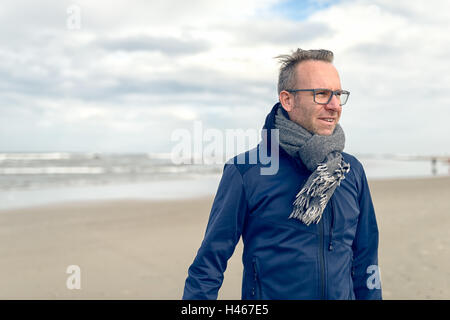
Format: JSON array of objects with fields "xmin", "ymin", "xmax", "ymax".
[
  {"xmin": 342, "ymin": 152, "xmax": 365, "ymax": 177},
  {"xmin": 342, "ymin": 152, "xmax": 371, "ymax": 198},
  {"xmin": 225, "ymin": 146, "xmax": 262, "ymax": 178},
  {"xmin": 225, "ymin": 143, "xmax": 289, "ymax": 179}
]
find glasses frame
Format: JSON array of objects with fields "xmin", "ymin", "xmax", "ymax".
[{"xmin": 286, "ymin": 88, "xmax": 350, "ymax": 106}]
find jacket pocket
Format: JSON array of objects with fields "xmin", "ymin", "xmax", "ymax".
[
  {"xmin": 348, "ymin": 258, "xmax": 355, "ymax": 300},
  {"xmin": 252, "ymin": 257, "xmax": 262, "ymax": 299}
]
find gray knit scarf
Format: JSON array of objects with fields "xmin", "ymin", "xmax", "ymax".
[{"xmin": 274, "ymin": 108, "xmax": 350, "ymax": 225}]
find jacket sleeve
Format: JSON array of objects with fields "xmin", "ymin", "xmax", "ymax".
[
  {"xmin": 182, "ymin": 163, "xmax": 248, "ymax": 299},
  {"xmin": 351, "ymin": 163, "xmax": 382, "ymax": 300}
]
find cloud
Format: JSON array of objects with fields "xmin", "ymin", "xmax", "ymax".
[
  {"xmin": 98, "ymin": 34, "xmax": 211, "ymax": 56},
  {"xmin": 0, "ymin": 0, "xmax": 449, "ymax": 155},
  {"xmin": 305, "ymin": 0, "xmax": 450, "ymax": 155},
  {"xmin": 214, "ymin": 19, "xmax": 332, "ymax": 46}
]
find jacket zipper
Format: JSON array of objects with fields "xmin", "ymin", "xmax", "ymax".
[
  {"xmin": 252, "ymin": 258, "xmax": 262, "ymax": 299},
  {"xmin": 349, "ymin": 257, "xmax": 354, "ymax": 299},
  {"xmin": 329, "ymin": 197, "xmax": 335, "ymax": 251},
  {"xmin": 292, "ymin": 156, "xmax": 327, "ymax": 299},
  {"xmin": 321, "ymin": 197, "xmax": 336, "ymax": 299},
  {"xmin": 319, "ymin": 216, "xmax": 326, "ymax": 299}
]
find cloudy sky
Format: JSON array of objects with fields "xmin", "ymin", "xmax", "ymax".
[{"xmin": 1, "ymin": 0, "xmax": 449, "ymax": 156}]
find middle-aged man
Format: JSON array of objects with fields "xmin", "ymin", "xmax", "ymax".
[{"xmin": 183, "ymin": 48, "xmax": 382, "ymax": 300}]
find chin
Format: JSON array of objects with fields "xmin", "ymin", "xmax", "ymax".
[{"xmin": 316, "ymin": 128, "xmax": 335, "ymax": 136}]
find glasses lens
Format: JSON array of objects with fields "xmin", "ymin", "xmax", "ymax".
[
  {"xmin": 339, "ymin": 91, "xmax": 349, "ymax": 105},
  {"xmin": 314, "ymin": 89, "xmax": 332, "ymax": 104}
]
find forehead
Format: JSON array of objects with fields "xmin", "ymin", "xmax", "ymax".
[{"xmin": 295, "ymin": 60, "xmax": 341, "ymax": 89}]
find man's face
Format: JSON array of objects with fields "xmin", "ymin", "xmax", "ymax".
[{"xmin": 286, "ymin": 60, "xmax": 343, "ymax": 136}]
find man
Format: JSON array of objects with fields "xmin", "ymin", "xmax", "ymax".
[{"xmin": 183, "ymin": 49, "xmax": 382, "ymax": 300}]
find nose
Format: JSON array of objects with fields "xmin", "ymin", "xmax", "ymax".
[{"xmin": 325, "ymin": 93, "xmax": 341, "ymax": 111}]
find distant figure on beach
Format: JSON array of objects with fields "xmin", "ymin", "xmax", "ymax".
[{"xmin": 183, "ymin": 49, "xmax": 382, "ymax": 300}]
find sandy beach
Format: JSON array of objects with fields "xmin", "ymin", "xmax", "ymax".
[{"xmin": 0, "ymin": 176, "xmax": 449, "ymax": 300}]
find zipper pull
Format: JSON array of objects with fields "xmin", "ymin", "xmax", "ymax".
[{"xmin": 328, "ymin": 241, "xmax": 334, "ymax": 251}]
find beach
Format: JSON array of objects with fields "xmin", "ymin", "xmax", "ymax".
[{"xmin": 0, "ymin": 176, "xmax": 449, "ymax": 299}]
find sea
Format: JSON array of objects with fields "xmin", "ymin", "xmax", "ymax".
[{"xmin": 0, "ymin": 152, "xmax": 448, "ymax": 210}]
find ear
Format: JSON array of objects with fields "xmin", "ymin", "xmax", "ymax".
[{"xmin": 279, "ymin": 90, "xmax": 294, "ymax": 112}]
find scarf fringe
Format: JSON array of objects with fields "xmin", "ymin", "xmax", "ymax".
[{"xmin": 289, "ymin": 161, "xmax": 350, "ymax": 225}]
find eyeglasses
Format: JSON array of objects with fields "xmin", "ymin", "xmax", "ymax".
[{"xmin": 286, "ymin": 88, "xmax": 350, "ymax": 106}]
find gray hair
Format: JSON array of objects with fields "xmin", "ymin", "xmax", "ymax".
[{"xmin": 276, "ymin": 48, "xmax": 334, "ymax": 94}]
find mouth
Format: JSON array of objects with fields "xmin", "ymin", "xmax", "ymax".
[{"xmin": 318, "ymin": 117, "xmax": 336, "ymax": 125}]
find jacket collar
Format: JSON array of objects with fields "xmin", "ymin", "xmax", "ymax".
[
  {"xmin": 262, "ymin": 102, "xmax": 289, "ymax": 132},
  {"xmin": 262, "ymin": 102, "xmax": 309, "ymax": 172},
  {"xmin": 261, "ymin": 102, "xmax": 290, "ymax": 148}
]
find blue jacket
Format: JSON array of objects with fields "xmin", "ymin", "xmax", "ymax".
[{"xmin": 183, "ymin": 103, "xmax": 382, "ymax": 300}]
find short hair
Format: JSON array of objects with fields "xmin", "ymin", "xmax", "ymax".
[{"xmin": 276, "ymin": 48, "xmax": 334, "ymax": 94}]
